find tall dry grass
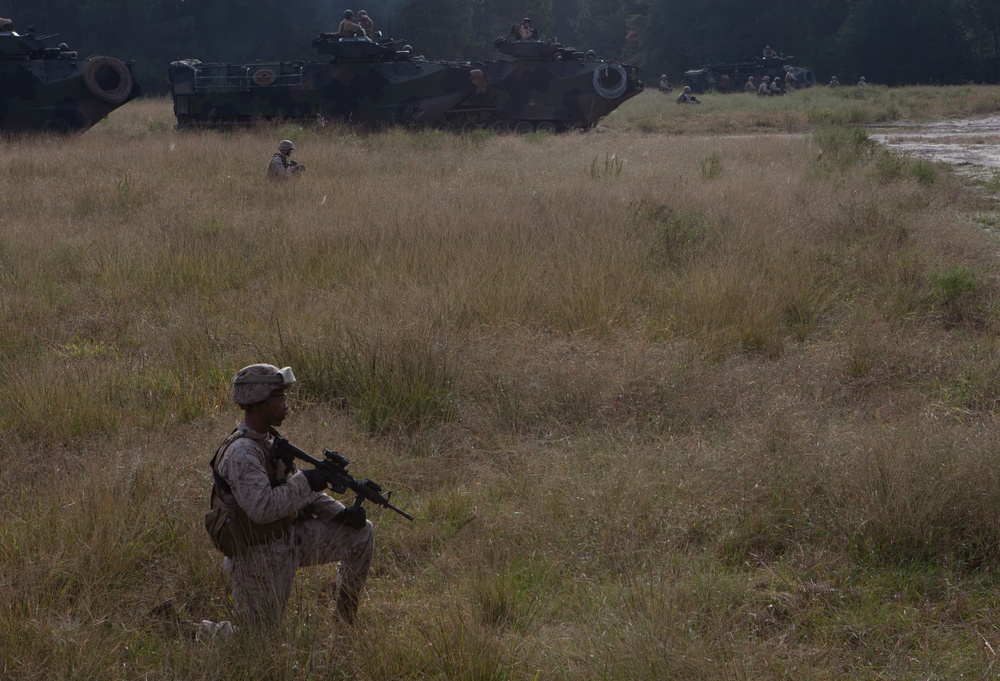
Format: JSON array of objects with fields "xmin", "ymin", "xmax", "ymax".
[{"xmin": 2, "ymin": 91, "xmax": 1000, "ymax": 678}]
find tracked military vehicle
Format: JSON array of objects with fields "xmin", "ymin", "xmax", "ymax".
[
  {"xmin": 438, "ymin": 37, "xmax": 644, "ymax": 133},
  {"xmin": 0, "ymin": 24, "xmax": 140, "ymax": 133},
  {"xmin": 168, "ymin": 32, "xmax": 642, "ymax": 133},
  {"xmin": 168, "ymin": 35, "xmax": 477, "ymax": 129},
  {"xmin": 682, "ymin": 54, "xmax": 815, "ymax": 94}
]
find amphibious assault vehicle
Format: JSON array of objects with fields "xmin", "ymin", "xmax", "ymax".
[
  {"xmin": 168, "ymin": 36, "xmax": 478, "ymax": 129},
  {"xmin": 0, "ymin": 24, "xmax": 140, "ymax": 133},
  {"xmin": 167, "ymin": 33, "xmax": 643, "ymax": 132},
  {"xmin": 682, "ymin": 54, "xmax": 815, "ymax": 94},
  {"xmin": 439, "ymin": 37, "xmax": 644, "ymax": 133}
]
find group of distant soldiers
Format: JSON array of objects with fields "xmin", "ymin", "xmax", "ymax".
[
  {"xmin": 335, "ymin": 9, "xmax": 375, "ymax": 39},
  {"xmin": 744, "ymin": 65, "xmax": 798, "ymax": 97},
  {"xmin": 823, "ymin": 75, "xmax": 866, "ymax": 88},
  {"xmin": 669, "ymin": 45, "xmax": 871, "ymax": 104}
]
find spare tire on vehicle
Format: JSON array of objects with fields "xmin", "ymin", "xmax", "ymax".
[{"xmin": 83, "ymin": 56, "xmax": 133, "ymax": 104}]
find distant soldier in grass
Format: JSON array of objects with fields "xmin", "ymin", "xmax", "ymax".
[
  {"xmin": 758, "ymin": 75, "xmax": 772, "ymax": 97},
  {"xmin": 267, "ymin": 139, "xmax": 303, "ymax": 181},
  {"xmin": 675, "ymin": 85, "xmax": 701, "ymax": 104},
  {"xmin": 207, "ymin": 364, "xmax": 374, "ymax": 626},
  {"xmin": 745, "ymin": 75, "xmax": 756, "ymax": 93}
]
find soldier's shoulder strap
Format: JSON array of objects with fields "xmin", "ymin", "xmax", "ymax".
[{"xmin": 209, "ymin": 426, "xmax": 270, "ymax": 495}]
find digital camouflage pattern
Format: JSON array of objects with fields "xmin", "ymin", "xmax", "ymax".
[
  {"xmin": 0, "ymin": 26, "xmax": 139, "ymax": 133},
  {"xmin": 215, "ymin": 422, "xmax": 374, "ymax": 625},
  {"xmin": 168, "ymin": 34, "xmax": 643, "ymax": 133},
  {"xmin": 682, "ymin": 54, "xmax": 816, "ymax": 94}
]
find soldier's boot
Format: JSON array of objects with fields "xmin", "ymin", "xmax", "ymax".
[{"xmin": 336, "ymin": 587, "xmax": 359, "ymax": 625}]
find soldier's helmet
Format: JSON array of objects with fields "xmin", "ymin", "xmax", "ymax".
[
  {"xmin": 522, "ymin": 18, "xmax": 531, "ymax": 24},
  {"xmin": 344, "ymin": 9, "xmax": 354, "ymax": 19},
  {"xmin": 762, "ymin": 76, "xmax": 770, "ymax": 82},
  {"xmin": 278, "ymin": 139, "xmax": 294, "ymax": 153},
  {"xmin": 231, "ymin": 364, "xmax": 297, "ymax": 407},
  {"xmin": 358, "ymin": 10, "xmax": 368, "ymax": 17},
  {"xmin": 683, "ymin": 86, "xmax": 691, "ymax": 93}
]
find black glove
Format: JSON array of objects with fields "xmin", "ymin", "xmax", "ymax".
[
  {"xmin": 333, "ymin": 504, "xmax": 367, "ymax": 530},
  {"xmin": 302, "ymin": 469, "xmax": 328, "ymax": 492}
]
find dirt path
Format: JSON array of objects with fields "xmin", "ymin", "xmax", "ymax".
[{"xmin": 869, "ymin": 115, "xmax": 1000, "ymax": 185}]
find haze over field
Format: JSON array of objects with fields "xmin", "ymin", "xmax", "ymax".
[{"xmin": 2, "ymin": 88, "xmax": 1000, "ymax": 678}]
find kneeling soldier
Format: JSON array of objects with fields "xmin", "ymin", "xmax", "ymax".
[{"xmin": 208, "ymin": 363, "xmax": 374, "ymax": 626}]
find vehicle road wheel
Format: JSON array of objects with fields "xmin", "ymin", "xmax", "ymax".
[
  {"xmin": 491, "ymin": 119, "xmax": 511, "ymax": 134},
  {"xmin": 513, "ymin": 121, "xmax": 534, "ymax": 134},
  {"xmin": 535, "ymin": 121, "xmax": 557, "ymax": 134}
]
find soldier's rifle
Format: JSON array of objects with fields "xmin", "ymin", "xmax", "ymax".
[{"xmin": 269, "ymin": 434, "xmax": 414, "ymax": 521}]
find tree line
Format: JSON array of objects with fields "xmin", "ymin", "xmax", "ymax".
[{"xmin": 1, "ymin": 0, "xmax": 997, "ymax": 94}]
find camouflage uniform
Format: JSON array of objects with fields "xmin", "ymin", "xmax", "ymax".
[
  {"xmin": 267, "ymin": 140, "xmax": 302, "ymax": 180},
  {"xmin": 268, "ymin": 153, "xmax": 297, "ymax": 180},
  {"xmin": 215, "ymin": 421, "xmax": 374, "ymax": 625},
  {"xmin": 357, "ymin": 12, "xmax": 374, "ymax": 39},
  {"xmin": 675, "ymin": 86, "xmax": 700, "ymax": 104},
  {"xmin": 783, "ymin": 67, "xmax": 797, "ymax": 90},
  {"xmin": 338, "ymin": 18, "xmax": 363, "ymax": 38}
]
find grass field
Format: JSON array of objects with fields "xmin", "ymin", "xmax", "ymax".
[{"xmin": 2, "ymin": 86, "xmax": 1000, "ymax": 679}]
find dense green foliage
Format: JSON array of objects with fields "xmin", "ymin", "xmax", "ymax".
[{"xmin": 1, "ymin": 0, "xmax": 998, "ymax": 93}]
